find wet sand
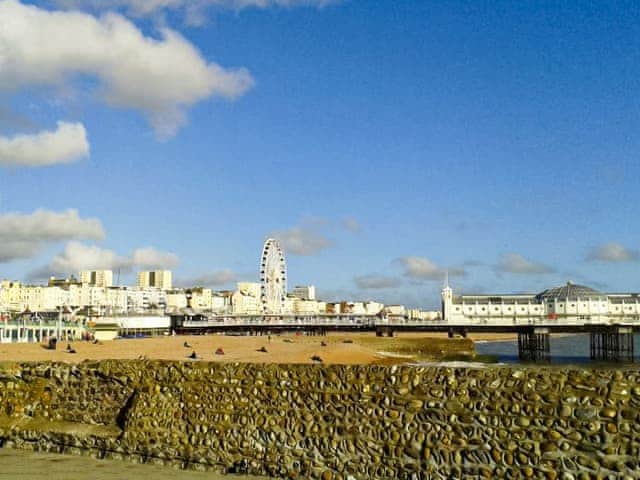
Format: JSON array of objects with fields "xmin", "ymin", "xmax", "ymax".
[{"xmin": 0, "ymin": 332, "xmax": 511, "ymax": 364}]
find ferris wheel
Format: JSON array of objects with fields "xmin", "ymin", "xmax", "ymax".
[{"xmin": 260, "ymin": 238, "xmax": 287, "ymax": 314}]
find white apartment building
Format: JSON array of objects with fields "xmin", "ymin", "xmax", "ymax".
[
  {"xmin": 80, "ymin": 270, "xmax": 113, "ymax": 287},
  {"xmin": 166, "ymin": 290, "xmax": 188, "ymax": 311},
  {"xmin": 0, "ymin": 281, "xmax": 22, "ymax": 312},
  {"xmin": 232, "ymin": 282, "xmax": 262, "ymax": 315},
  {"xmin": 105, "ymin": 287, "xmax": 129, "ymax": 314},
  {"xmin": 126, "ymin": 287, "xmax": 166, "ymax": 312},
  {"xmin": 364, "ymin": 301, "xmax": 384, "ymax": 315},
  {"xmin": 211, "ymin": 294, "xmax": 231, "ymax": 314},
  {"xmin": 293, "ymin": 298, "xmax": 321, "ymax": 315},
  {"xmin": 442, "ymin": 281, "xmax": 640, "ymax": 325},
  {"xmin": 188, "ymin": 288, "xmax": 213, "ymax": 311},
  {"xmin": 137, "ymin": 270, "xmax": 172, "ymax": 290},
  {"xmin": 291, "ymin": 285, "xmax": 316, "ymax": 301},
  {"xmin": 384, "ymin": 305, "xmax": 406, "ymax": 318}
]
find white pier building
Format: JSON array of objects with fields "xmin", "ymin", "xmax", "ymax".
[{"xmin": 442, "ymin": 281, "xmax": 640, "ymax": 325}]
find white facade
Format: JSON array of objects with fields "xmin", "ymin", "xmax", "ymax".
[
  {"xmin": 137, "ymin": 270, "xmax": 172, "ymax": 290},
  {"xmin": 293, "ymin": 298, "xmax": 321, "ymax": 314},
  {"xmin": 291, "ymin": 285, "xmax": 316, "ymax": 301},
  {"xmin": 232, "ymin": 282, "xmax": 262, "ymax": 314},
  {"xmin": 166, "ymin": 291, "xmax": 188, "ymax": 311},
  {"xmin": 442, "ymin": 282, "xmax": 640, "ymax": 325},
  {"xmin": 80, "ymin": 270, "xmax": 113, "ymax": 287}
]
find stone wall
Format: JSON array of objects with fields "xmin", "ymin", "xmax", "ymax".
[{"xmin": 0, "ymin": 360, "xmax": 639, "ymax": 479}]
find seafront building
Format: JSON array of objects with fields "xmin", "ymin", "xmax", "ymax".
[
  {"xmin": 442, "ymin": 281, "xmax": 640, "ymax": 324},
  {"xmin": 137, "ymin": 270, "xmax": 172, "ymax": 289},
  {"xmin": 80, "ymin": 270, "xmax": 113, "ymax": 287},
  {"xmin": 291, "ymin": 285, "xmax": 316, "ymax": 301},
  {"xmin": 0, "ymin": 239, "xmax": 440, "ymax": 342}
]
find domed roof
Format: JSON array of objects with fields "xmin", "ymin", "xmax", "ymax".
[{"xmin": 536, "ymin": 281, "xmax": 604, "ymax": 301}]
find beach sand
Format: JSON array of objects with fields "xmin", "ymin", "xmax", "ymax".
[{"xmin": 0, "ymin": 332, "xmax": 514, "ymax": 365}]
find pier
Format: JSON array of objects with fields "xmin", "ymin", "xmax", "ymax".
[{"xmin": 169, "ymin": 313, "xmax": 639, "ymax": 362}]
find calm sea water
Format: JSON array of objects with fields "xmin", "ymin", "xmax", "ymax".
[
  {"xmin": 475, "ymin": 333, "xmax": 640, "ymax": 364},
  {"xmin": 0, "ymin": 449, "xmax": 267, "ymax": 480}
]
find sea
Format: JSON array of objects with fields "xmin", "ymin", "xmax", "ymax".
[{"xmin": 475, "ymin": 333, "xmax": 640, "ymax": 365}]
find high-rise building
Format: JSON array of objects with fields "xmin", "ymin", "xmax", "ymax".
[
  {"xmin": 291, "ymin": 285, "xmax": 316, "ymax": 301},
  {"xmin": 137, "ymin": 270, "xmax": 172, "ymax": 290},
  {"xmin": 80, "ymin": 270, "xmax": 113, "ymax": 288}
]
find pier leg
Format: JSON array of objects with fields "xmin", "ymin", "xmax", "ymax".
[
  {"xmin": 590, "ymin": 327, "xmax": 634, "ymax": 362},
  {"xmin": 517, "ymin": 328, "xmax": 550, "ymax": 362}
]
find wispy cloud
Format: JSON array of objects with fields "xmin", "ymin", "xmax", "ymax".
[
  {"xmin": 586, "ymin": 242, "xmax": 639, "ymax": 263},
  {"xmin": 0, "ymin": 1, "xmax": 254, "ymax": 138},
  {"xmin": 31, "ymin": 241, "xmax": 179, "ymax": 279},
  {"xmin": 0, "ymin": 122, "xmax": 89, "ymax": 167},
  {"xmin": 0, "ymin": 209, "xmax": 104, "ymax": 263},
  {"xmin": 354, "ymin": 274, "xmax": 401, "ymax": 290},
  {"xmin": 131, "ymin": 247, "xmax": 179, "ymax": 269},
  {"xmin": 54, "ymin": 0, "xmax": 339, "ymax": 24},
  {"xmin": 396, "ymin": 256, "xmax": 464, "ymax": 281},
  {"xmin": 270, "ymin": 225, "xmax": 332, "ymax": 256},
  {"xmin": 495, "ymin": 253, "xmax": 554, "ymax": 275}
]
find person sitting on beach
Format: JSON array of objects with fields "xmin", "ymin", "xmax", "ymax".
[
  {"xmin": 184, "ymin": 341, "xmax": 192, "ymax": 348},
  {"xmin": 66, "ymin": 343, "xmax": 76, "ymax": 354},
  {"xmin": 189, "ymin": 350, "xmax": 197, "ymax": 359}
]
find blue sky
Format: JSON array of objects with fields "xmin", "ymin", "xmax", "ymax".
[{"xmin": 1, "ymin": 0, "xmax": 639, "ymax": 308}]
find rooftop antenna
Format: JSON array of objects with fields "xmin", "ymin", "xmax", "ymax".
[{"xmin": 444, "ymin": 270, "xmax": 449, "ymax": 289}]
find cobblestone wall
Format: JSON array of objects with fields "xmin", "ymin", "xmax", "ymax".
[{"xmin": 0, "ymin": 360, "xmax": 638, "ymax": 479}]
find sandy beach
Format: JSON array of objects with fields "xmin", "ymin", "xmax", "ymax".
[{"xmin": 0, "ymin": 332, "xmax": 515, "ymax": 365}]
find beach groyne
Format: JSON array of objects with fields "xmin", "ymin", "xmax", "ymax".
[{"xmin": 0, "ymin": 360, "xmax": 638, "ymax": 479}]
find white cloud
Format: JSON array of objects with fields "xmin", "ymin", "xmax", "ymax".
[
  {"xmin": 180, "ymin": 269, "xmax": 236, "ymax": 287},
  {"xmin": 271, "ymin": 227, "xmax": 331, "ymax": 256},
  {"xmin": 587, "ymin": 242, "xmax": 639, "ymax": 263},
  {"xmin": 0, "ymin": 121, "xmax": 89, "ymax": 167},
  {"xmin": 40, "ymin": 241, "xmax": 179, "ymax": 275},
  {"xmin": 397, "ymin": 256, "xmax": 445, "ymax": 281},
  {"xmin": 54, "ymin": 0, "xmax": 337, "ymax": 20},
  {"xmin": 0, "ymin": 241, "xmax": 43, "ymax": 263},
  {"xmin": 354, "ymin": 274, "xmax": 401, "ymax": 290},
  {"xmin": 0, "ymin": 209, "xmax": 104, "ymax": 242},
  {"xmin": 48, "ymin": 241, "xmax": 128, "ymax": 272},
  {"xmin": 0, "ymin": 209, "xmax": 104, "ymax": 263},
  {"xmin": 0, "ymin": 0, "xmax": 254, "ymax": 137},
  {"xmin": 496, "ymin": 253, "xmax": 554, "ymax": 275},
  {"xmin": 131, "ymin": 246, "xmax": 179, "ymax": 268}
]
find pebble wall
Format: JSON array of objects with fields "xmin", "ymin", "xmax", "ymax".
[{"xmin": 0, "ymin": 360, "xmax": 639, "ymax": 479}]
